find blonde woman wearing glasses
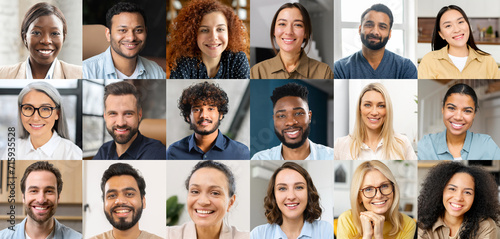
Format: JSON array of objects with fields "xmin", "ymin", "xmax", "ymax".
[{"xmin": 337, "ymin": 160, "xmax": 415, "ymax": 239}]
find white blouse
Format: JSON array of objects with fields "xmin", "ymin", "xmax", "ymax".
[
  {"xmin": 17, "ymin": 131, "xmax": 82, "ymax": 160},
  {"xmin": 334, "ymin": 133, "xmax": 416, "ymax": 160}
]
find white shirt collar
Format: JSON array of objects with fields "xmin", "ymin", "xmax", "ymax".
[
  {"xmin": 25, "ymin": 131, "xmax": 62, "ymax": 157},
  {"xmin": 25, "ymin": 57, "xmax": 57, "ymax": 79}
]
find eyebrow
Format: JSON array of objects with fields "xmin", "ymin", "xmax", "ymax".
[
  {"xmin": 448, "ymin": 184, "xmax": 474, "ymax": 191},
  {"xmin": 446, "ymin": 103, "xmax": 473, "ymax": 110},
  {"xmin": 200, "ymin": 24, "xmax": 227, "ymax": 27},
  {"xmin": 276, "ymin": 182, "xmax": 306, "ymax": 187},
  {"xmin": 189, "ymin": 184, "xmax": 224, "ymax": 190},
  {"xmin": 277, "ymin": 19, "xmax": 303, "ymax": 22},
  {"xmin": 117, "ymin": 25, "xmax": 144, "ymax": 28},
  {"xmin": 275, "ymin": 107, "xmax": 306, "ymax": 114},
  {"xmin": 106, "ymin": 187, "xmax": 137, "ymax": 194},
  {"xmin": 442, "ymin": 17, "xmax": 465, "ymax": 25},
  {"xmin": 27, "ymin": 185, "xmax": 56, "ymax": 190},
  {"xmin": 362, "ymin": 180, "xmax": 390, "ymax": 188}
]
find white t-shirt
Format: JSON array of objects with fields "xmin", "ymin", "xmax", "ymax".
[{"xmin": 448, "ymin": 54, "xmax": 468, "ymax": 72}]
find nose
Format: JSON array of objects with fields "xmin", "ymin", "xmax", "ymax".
[
  {"xmin": 285, "ymin": 24, "xmax": 293, "ymax": 35},
  {"xmin": 40, "ymin": 33, "xmax": 52, "ymax": 45},
  {"xmin": 199, "ymin": 109, "xmax": 207, "ymax": 118},
  {"xmin": 116, "ymin": 115, "xmax": 127, "ymax": 126},
  {"xmin": 125, "ymin": 29, "xmax": 137, "ymax": 41},
  {"xmin": 452, "ymin": 110, "xmax": 463, "ymax": 121},
  {"xmin": 114, "ymin": 193, "xmax": 128, "ymax": 205},
  {"xmin": 286, "ymin": 189, "xmax": 297, "ymax": 200},
  {"xmin": 370, "ymin": 106, "xmax": 379, "ymax": 115},
  {"xmin": 285, "ymin": 115, "xmax": 298, "ymax": 126},
  {"xmin": 210, "ymin": 29, "xmax": 218, "ymax": 41},
  {"xmin": 32, "ymin": 109, "xmax": 41, "ymax": 120},
  {"xmin": 36, "ymin": 192, "xmax": 46, "ymax": 204},
  {"xmin": 370, "ymin": 26, "xmax": 380, "ymax": 37},
  {"xmin": 197, "ymin": 192, "xmax": 211, "ymax": 206}
]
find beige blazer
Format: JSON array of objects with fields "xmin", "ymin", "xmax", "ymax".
[{"xmin": 0, "ymin": 59, "xmax": 82, "ymax": 79}]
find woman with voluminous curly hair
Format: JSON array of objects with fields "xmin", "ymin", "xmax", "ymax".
[
  {"xmin": 334, "ymin": 83, "xmax": 416, "ymax": 160},
  {"xmin": 337, "ymin": 160, "xmax": 416, "ymax": 239},
  {"xmin": 167, "ymin": 0, "xmax": 249, "ymax": 79},
  {"xmin": 418, "ymin": 161, "xmax": 500, "ymax": 238},
  {"xmin": 250, "ymin": 162, "xmax": 333, "ymax": 239}
]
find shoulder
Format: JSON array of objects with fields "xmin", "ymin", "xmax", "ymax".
[
  {"xmin": 417, "ymin": 133, "xmax": 439, "ymax": 159},
  {"xmin": 83, "ymin": 51, "xmax": 106, "ymax": 65},
  {"xmin": 167, "ymin": 221, "xmax": 196, "ymax": 238},
  {"xmin": 251, "ymin": 145, "xmax": 281, "ymax": 160},
  {"xmin": 400, "ymin": 212, "xmax": 416, "ymax": 227},
  {"xmin": 335, "ymin": 51, "xmax": 359, "ymax": 66},
  {"xmin": 224, "ymin": 224, "xmax": 250, "ymax": 239},
  {"xmin": 311, "ymin": 220, "xmax": 334, "ymax": 232},
  {"xmin": 87, "ymin": 230, "xmax": 112, "ymax": 239},
  {"xmin": 58, "ymin": 137, "xmax": 83, "ymax": 159},
  {"xmin": 223, "ymin": 135, "xmax": 250, "ymax": 157},
  {"xmin": 138, "ymin": 135, "xmax": 166, "ymax": 159},
  {"xmin": 58, "ymin": 60, "xmax": 82, "ymax": 79},
  {"xmin": 310, "ymin": 140, "xmax": 334, "ymax": 159},
  {"xmin": 334, "ymin": 135, "xmax": 352, "ymax": 148},
  {"xmin": 93, "ymin": 140, "xmax": 114, "ymax": 159},
  {"xmin": 334, "ymin": 135, "xmax": 353, "ymax": 160},
  {"xmin": 56, "ymin": 220, "xmax": 82, "ymax": 238},
  {"xmin": 250, "ymin": 55, "xmax": 280, "ymax": 79},
  {"xmin": 0, "ymin": 222, "xmax": 22, "ymax": 237},
  {"xmin": 166, "ymin": 135, "xmax": 191, "ymax": 159},
  {"xmin": 0, "ymin": 62, "xmax": 24, "ymax": 78},
  {"xmin": 474, "ymin": 218, "xmax": 497, "ymax": 238},
  {"xmin": 138, "ymin": 56, "xmax": 166, "ymax": 78},
  {"xmin": 251, "ymin": 223, "xmax": 275, "ymax": 238},
  {"xmin": 138, "ymin": 230, "xmax": 163, "ymax": 239},
  {"xmin": 337, "ymin": 210, "xmax": 356, "ymax": 234},
  {"xmin": 338, "ymin": 209, "xmax": 353, "ymax": 221}
]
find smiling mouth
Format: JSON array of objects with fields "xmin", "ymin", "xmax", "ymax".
[
  {"xmin": 371, "ymin": 200, "xmax": 387, "ymax": 206},
  {"xmin": 197, "ymin": 119, "xmax": 212, "ymax": 126},
  {"xmin": 115, "ymin": 128, "xmax": 130, "ymax": 134},
  {"xmin": 37, "ymin": 49, "xmax": 54, "ymax": 56},
  {"xmin": 205, "ymin": 43, "xmax": 222, "ymax": 49},
  {"xmin": 282, "ymin": 38, "xmax": 296, "ymax": 44},
  {"xmin": 283, "ymin": 128, "xmax": 301, "ymax": 139},
  {"xmin": 452, "ymin": 34, "xmax": 464, "ymax": 40},
  {"xmin": 368, "ymin": 117, "xmax": 380, "ymax": 122},
  {"xmin": 450, "ymin": 122, "xmax": 465, "ymax": 129},
  {"xmin": 30, "ymin": 124, "xmax": 45, "ymax": 129},
  {"xmin": 196, "ymin": 209, "xmax": 214, "ymax": 214},
  {"xmin": 450, "ymin": 202, "xmax": 464, "ymax": 210},
  {"xmin": 285, "ymin": 203, "xmax": 299, "ymax": 209}
]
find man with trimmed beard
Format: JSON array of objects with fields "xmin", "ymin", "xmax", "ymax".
[
  {"xmin": 89, "ymin": 163, "xmax": 161, "ymax": 239},
  {"xmin": 0, "ymin": 161, "xmax": 81, "ymax": 238},
  {"xmin": 166, "ymin": 81, "xmax": 249, "ymax": 159},
  {"xmin": 83, "ymin": 2, "xmax": 165, "ymax": 79},
  {"xmin": 334, "ymin": 3, "xmax": 417, "ymax": 79},
  {"xmin": 252, "ymin": 83, "xmax": 333, "ymax": 160},
  {"xmin": 94, "ymin": 81, "xmax": 166, "ymax": 159}
]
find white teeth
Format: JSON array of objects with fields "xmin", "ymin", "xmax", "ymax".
[
  {"xmin": 286, "ymin": 130, "xmax": 299, "ymax": 134},
  {"xmin": 369, "ymin": 118, "xmax": 379, "ymax": 122},
  {"xmin": 372, "ymin": 201, "xmax": 385, "ymax": 205},
  {"xmin": 286, "ymin": 204, "xmax": 298, "ymax": 207},
  {"xmin": 38, "ymin": 50, "xmax": 53, "ymax": 54},
  {"xmin": 115, "ymin": 209, "xmax": 130, "ymax": 213},
  {"xmin": 116, "ymin": 128, "xmax": 127, "ymax": 131},
  {"xmin": 451, "ymin": 123, "xmax": 464, "ymax": 127},
  {"xmin": 450, "ymin": 203, "xmax": 463, "ymax": 208},
  {"xmin": 34, "ymin": 206, "xmax": 47, "ymax": 210},
  {"xmin": 196, "ymin": 209, "xmax": 214, "ymax": 214},
  {"xmin": 31, "ymin": 124, "xmax": 43, "ymax": 128},
  {"xmin": 283, "ymin": 39, "xmax": 294, "ymax": 43}
]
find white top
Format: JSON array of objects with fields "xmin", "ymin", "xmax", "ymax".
[
  {"xmin": 116, "ymin": 64, "xmax": 140, "ymax": 79},
  {"xmin": 168, "ymin": 221, "xmax": 249, "ymax": 239},
  {"xmin": 448, "ymin": 54, "xmax": 468, "ymax": 72},
  {"xmin": 334, "ymin": 133, "xmax": 416, "ymax": 160},
  {"xmin": 251, "ymin": 139, "xmax": 334, "ymax": 160},
  {"xmin": 25, "ymin": 57, "xmax": 57, "ymax": 79},
  {"xmin": 17, "ymin": 131, "xmax": 82, "ymax": 160}
]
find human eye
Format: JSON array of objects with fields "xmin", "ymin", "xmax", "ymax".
[
  {"xmin": 363, "ymin": 187, "xmax": 374, "ymax": 193},
  {"xmin": 378, "ymin": 104, "xmax": 385, "ymax": 108},
  {"xmin": 51, "ymin": 31, "xmax": 61, "ymax": 36},
  {"xmin": 277, "ymin": 186, "xmax": 287, "ymax": 191},
  {"xmin": 199, "ymin": 28, "xmax": 209, "ymax": 33},
  {"xmin": 118, "ymin": 28, "xmax": 127, "ymax": 33},
  {"xmin": 380, "ymin": 25, "xmax": 387, "ymax": 30},
  {"xmin": 217, "ymin": 27, "xmax": 225, "ymax": 32},
  {"xmin": 106, "ymin": 194, "xmax": 116, "ymax": 199},
  {"xmin": 363, "ymin": 103, "xmax": 371, "ymax": 108},
  {"xmin": 294, "ymin": 111, "xmax": 305, "ymax": 116},
  {"xmin": 447, "ymin": 187, "xmax": 456, "ymax": 191},
  {"xmin": 364, "ymin": 22, "xmax": 374, "ymax": 28},
  {"xmin": 22, "ymin": 105, "xmax": 34, "ymax": 111},
  {"xmin": 211, "ymin": 191, "xmax": 221, "ymax": 196},
  {"xmin": 294, "ymin": 23, "xmax": 303, "ymax": 28},
  {"xmin": 125, "ymin": 192, "xmax": 135, "ymax": 197},
  {"xmin": 464, "ymin": 191, "xmax": 473, "ymax": 195},
  {"xmin": 40, "ymin": 106, "xmax": 52, "ymax": 112},
  {"xmin": 31, "ymin": 30, "xmax": 41, "ymax": 36},
  {"xmin": 447, "ymin": 106, "xmax": 455, "ymax": 111},
  {"xmin": 29, "ymin": 189, "xmax": 38, "ymax": 194},
  {"xmin": 295, "ymin": 185, "xmax": 304, "ymax": 190},
  {"xmin": 190, "ymin": 189, "xmax": 199, "ymax": 194},
  {"xmin": 276, "ymin": 113, "xmax": 286, "ymax": 119},
  {"xmin": 380, "ymin": 184, "xmax": 390, "ymax": 189},
  {"xmin": 135, "ymin": 29, "xmax": 144, "ymax": 33}
]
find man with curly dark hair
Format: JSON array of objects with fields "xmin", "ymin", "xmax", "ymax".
[
  {"xmin": 252, "ymin": 83, "xmax": 333, "ymax": 160},
  {"xmin": 167, "ymin": 81, "xmax": 249, "ymax": 159}
]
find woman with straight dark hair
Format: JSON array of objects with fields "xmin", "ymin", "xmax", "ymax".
[
  {"xmin": 418, "ymin": 5, "xmax": 500, "ymax": 79},
  {"xmin": 418, "ymin": 161, "xmax": 500, "ymax": 238},
  {"xmin": 0, "ymin": 2, "xmax": 81, "ymax": 79},
  {"xmin": 250, "ymin": 3, "xmax": 333, "ymax": 79},
  {"xmin": 418, "ymin": 83, "xmax": 500, "ymax": 159}
]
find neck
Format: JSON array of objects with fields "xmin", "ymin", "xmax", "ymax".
[
  {"xmin": 448, "ymin": 45, "xmax": 469, "ymax": 57},
  {"xmin": 30, "ymin": 131, "xmax": 54, "ymax": 149},
  {"xmin": 112, "ymin": 224, "xmax": 141, "ymax": 239},
  {"xmin": 443, "ymin": 213, "xmax": 463, "ymax": 237},
  {"xmin": 364, "ymin": 128, "xmax": 382, "ymax": 152},
  {"xmin": 361, "ymin": 46, "xmax": 385, "ymax": 70},
  {"xmin": 202, "ymin": 55, "xmax": 222, "ymax": 78},
  {"xmin": 279, "ymin": 50, "xmax": 301, "ymax": 73},
  {"xmin": 111, "ymin": 50, "xmax": 138, "ymax": 76},
  {"xmin": 195, "ymin": 130, "xmax": 219, "ymax": 153},
  {"xmin": 195, "ymin": 222, "xmax": 223, "ymax": 239},
  {"xmin": 280, "ymin": 216, "xmax": 304, "ymax": 239},
  {"xmin": 281, "ymin": 139, "xmax": 310, "ymax": 160},
  {"xmin": 25, "ymin": 217, "xmax": 54, "ymax": 239},
  {"xmin": 446, "ymin": 130, "xmax": 466, "ymax": 146},
  {"xmin": 115, "ymin": 132, "xmax": 138, "ymax": 157},
  {"xmin": 29, "ymin": 58, "xmax": 51, "ymax": 79}
]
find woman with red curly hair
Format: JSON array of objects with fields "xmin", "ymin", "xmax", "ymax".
[
  {"xmin": 250, "ymin": 3, "xmax": 333, "ymax": 79},
  {"xmin": 167, "ymin": 0, "xmax": 249, "ymax": 79}
]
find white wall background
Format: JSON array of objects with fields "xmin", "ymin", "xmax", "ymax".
[
  {"xmin": 166, "ymin": 160, "xmax": 250, "ymax": 232},
  {"xmin": 83, "ymin": 161, "xmax": 166, "ymax": 239}
]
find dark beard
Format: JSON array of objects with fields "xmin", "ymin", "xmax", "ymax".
[
  {"xmin": 360, "ymin": 32, "xmax": 389, "ymax": 50},
  {"xmin": 274, "ymin": 125, "xmax": 311, "ymax": 149},
  {"xmin": 107, "ymin": 125, "xmax": 139, "ymax": 145},
  {"xmin": 190, "ymin": 118, "xmax": 220, "ymax": 136},
  {"xmin": 26, "ymin": 204, "xmax": 55, "ymax": 224},
  {"xmin": 105, "ymin": 204, "xmax": 143, "ymax": 231}
]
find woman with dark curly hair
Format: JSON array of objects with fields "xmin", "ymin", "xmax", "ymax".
[
  {"xmin": 251, "ymin": 162, "xmax": 333, "ymax": 238},
  {"xmin": 418, "ymin": 161, "xmax": 500, "ymax": 238},
  {"xmin": 337, "ymin": 160, "xmax": 415, "ymax": 239},
  {"xmin": 167, "ymin": 0, "xmax": 250, "ymax": 79},
  {"xmin": 250, "ymin": 3, "xmax": 333, "ymax": 79}
]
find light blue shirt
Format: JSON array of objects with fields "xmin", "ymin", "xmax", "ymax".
[
  {"xmin": 82, "ymin": 47, "xmax": 165, "ymax": 79},
  {"xmin": 418, "ymin": 130, "xmax": 500, "ymax": 160},
  {"xmin": 0, "ymin": 217, "xmax": 82, "ymax": 239},
  {"xmin": 251, "ymin": 139, "xmax": 333, "ymax": 160},
  {"xmin": 251, "ymin": 220, "xmax": 333, "ymax": 239}
]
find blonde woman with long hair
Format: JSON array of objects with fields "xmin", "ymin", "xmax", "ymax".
[
  {"xmin": 334, "ymin": 83, "xmax": 416, "ymax": 160},
  {"xmin": 337, "ymin": 160, "xmax": 416, "ymax": 239}
]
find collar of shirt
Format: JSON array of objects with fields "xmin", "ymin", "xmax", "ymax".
[
  {"xmin": 103, "ymin": 47, "xmax": 145, "ymax": 78},
  {"xmin": 279, "ymin": 139, "xmax": 313, "ymax": 160},
  {"xmin": 25, "ymin": 131, "xmax": 62, "ymax": 157},
  {"xmin": 268, "ymin": 50, "xmax": 309, "ymax": 78},
  {"xmin": 25, "ymin": 57, "xmax": 57, "ymax": 79},
  {"xmin": 434, "ymin": 45, "xmax": 484, "ymax": 66},
  {"xmin": 431, "ymin": 216, "xmax": 449, "ymax": 233},
  {"xmin": 188, "ymin": 130, "xmax": 225, "ymax": 153},
  {"xmin": 271, "ymin": 221, "xmax": 314, "ymax": 239},
  {"xmin": 436, "ymin": 130, "xmax": 471, "ymax": 156},
  {"xmin": 360, "ymin": 138, "xmax": 384, "ymax": 150},
  {"xmin": 106, "ymin": 131, "xmax": 145, "ymax": 159}
]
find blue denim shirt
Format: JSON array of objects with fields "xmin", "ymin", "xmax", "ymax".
[
  {"xmin": 251, "ymin": 221, "xmax": 333, "ymax": 239},
  {"xmin": 83, "ymin": 47, "xmax": 165, "ymax": 79},
  {"xmin": 418, "ymin": 130, "xmax": 500, "ymax": 160},
  {"xmin": 251, "ymin": 139, "xmax": 334, "ymax": 160},
  {"xmin": 0, "ymin": 218, "xmax": 82, "ymax": 239}
]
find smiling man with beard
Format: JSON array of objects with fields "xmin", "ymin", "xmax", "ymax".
[
  {"xmin": 252, "ymin": 83, "xmax": 333, "ymax": 160},
  {"xmin": 93, "ymin": 81, "xmax": 166, "ymax": 159},
  {"xmin": 167, "ymin": 81, "xmax": 249, "ymax": 159},
  {"xmin": 83, "ymin": 2, "xmax": 165, "ymax": 79},
  {"xmin": 334, "ymin": 3, "xmax": 417, "ymax": 79},
  {"xmin": 0, "ymin": 161, "xmax": 81, "ymax": 238},
  {"xmin": 89, "ymin": 163, "xmax": 162, "ymax": 239}
]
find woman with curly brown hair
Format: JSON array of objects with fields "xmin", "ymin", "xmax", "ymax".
[
  {"xmin": 250, "ymin": 162, "xmax": 333, "ymax": 239},
  {"xmin": 418, "ymin": 161, "xmax": 500, "ymax": 239},
  {"xmin": 167, "ymin": 0, "xmax": 249, "ymax": 79}
]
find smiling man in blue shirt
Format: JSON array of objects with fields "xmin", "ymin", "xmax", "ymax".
[{"xmin": 167, "ymin": 81, "xmax": 249, "ymax": 160}]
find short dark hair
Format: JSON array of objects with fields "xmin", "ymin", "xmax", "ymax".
[
  {"xmin": 442, "ymin": 83, "xmax": 479, "ymax": 113},
  {"xmin": 105, "ymin": 2, "xmax": 147, "ymax": 29},
  {"xmin": 104, "ymin": 81, "xmax": 142, "ymax": 111},
  {"xmin": 178, "ymin": 81, "xmax": 229, "ymax": 123},
  {"xmin": 101, "ymin": 163, "xmax": 146, "ymax": 200},
  {"xmin": 264, "ymin": 162, "xmax": 322, "ymax": 225},
  {"xmin": 21, "ymin": 2, "xmax": 67, "ymax": 45},
  {"xmin": 360, "ymin": 3, "xmax": 393, "ymax": 29},
  {"xmin": 21, "ymin": 161, "xmax": 63, "ymax": 196},
  {"xmin": 270, "ymin": 83, "xmax": 309, "ymax": 108},
  {"xmin": 270, "ymin": 3, "xmax": 312, "ymax": 54},
  {"xmin": 184, "ymin": 161, "xmax": 236, "ymax": 197}
]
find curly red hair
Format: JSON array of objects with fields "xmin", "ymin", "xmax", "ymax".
[{"xmin": 167, "ymin": 0, "xmax": 249, "ymax": 75}]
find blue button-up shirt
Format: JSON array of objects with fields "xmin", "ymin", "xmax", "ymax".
[
  {"xmin": 251, "ymin": 139, "xmax": 333, "ymax": 160},
  {"xmin": 83, "ymin": 47, "xmax": 166, "ymax": 79},
  {"xmin": 418, "ymin": 130, "xmax": 500, "ymax": 160},
  {"xmin": 0, "ymin": 218, "xmax": 81, "ymax": 239},
  {"xmin": 251, "ymin": 221, "xmax": 333, "ymax": 239},
  {"xmin": 166, "ymin": 130, "xmax": 249, "ymax": 160},
  {"xmin": 94, "ymin": 131, "xmax": 166, "ymax": 159}
]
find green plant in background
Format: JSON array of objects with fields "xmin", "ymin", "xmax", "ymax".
[
  {"xmin": 487, "ymin": 26, "xmax": 493, "ymax": 35},
  {"xmin": 167, "ymin": 195, "xmax": 184, "ymax": 226}
]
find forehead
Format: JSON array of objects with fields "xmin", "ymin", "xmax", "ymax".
[
  {"xmin": 362, "ymin": 10, "xmax": 390, "ymax": 25},
  {"xmin": 25, "ymin": 170, "xmax": 57, "ymax": 189},
  {"xmin": 447, "ymin": 172, "xmax": 475, "ymax": 188},
  {"xmin": 277, "ymin": 7, "xmax": 303, "ymax": 20},
  {"xmin": 22, "ymin": 90, "xmax": 55, "ymax": 105},
  {"xmin": 190, "ymin": 167, "xmax": 229, "ymax": 188},
  {"xmin": 440, "ymin": 9, "xmax": 464, "ymax": 24},
  {"xmin": 275, "ymin": 168, "xmax": 306, "ymax": 184},
  {"xmin": 274, "ymin": 96, "xmax": 308, "ymax": 112},
  {"xmin": 192, "ymin": 99, "xmax": 216, "ymax": 107},
  {"xmin": 105, "ymin": 94, "xmax": 137, "ymax": 110},
  {"xmin": 111, "ymin": 12, "xmax": 145, "ymax": 28},
  {"xmin": 29, "ymin": 14, "xmax": 64, "ymax": 29},
  {"xmin": 445, "ymin": 93, "xmax": 474, "ymax": 107},
  {"xmin": 361, "ymin": 90, "xmax": 384, "ymax": 101},
  {"xmin": 200, "ymin": 11, "xmax": 227, "ymax": 25},
  {"xmin": 105, "ymin": 175, "xmax": 139, "ymax": 191},
  {"xmin": 362, "ymin": 169, "xmax": 389, "ymax": 186}
]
